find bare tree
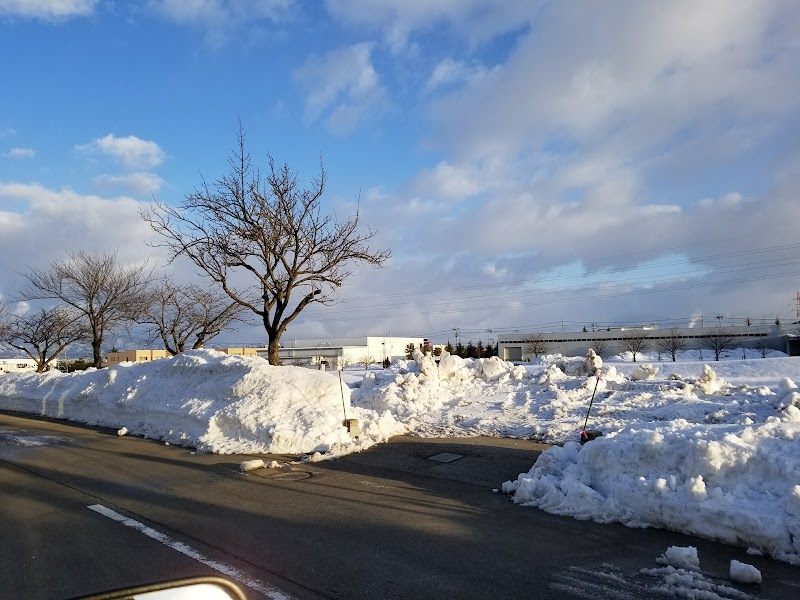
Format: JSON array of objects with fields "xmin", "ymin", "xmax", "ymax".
[
  {"xmin": 524, "ymin": 334, "xmax": 550, "ymax": 359},
  {"xmin": 142, "ymin": 280, "xmax": 243, "ymax": 355},
  {"xmin": 619, "ymin": 330, "xmax": 650, "ymax": 362},
  {"xmin": 589, "ymin": 338, "xmax": 608, "ymax": 357},
  {"xmin": 656, "ymin": 328, "xmax": 688, "ymax": 362},
  {"xmin": 337, "ymin": 354, "xmax": 355, "ymax": 370},
  {"xmin": 703, "ymin": 328, "xmax": 736, "ymax": 361},
  {"xmin": 360, "ymin": 354, "xmax": 376, "ymax": 371},
  {"xmin": 3, "ymin": 307, "xmax": 88, "ymax": 372},
  {"xmin": 753, "ymin": 336, "xmax": 774, "ymax": 359},
  {"xmin": 142, "ymin": 127, "xmax": 390, "ymax": 365},
  {"xmin": 19, "ymin": 250, "xmax": 154, "ymax": 368}
]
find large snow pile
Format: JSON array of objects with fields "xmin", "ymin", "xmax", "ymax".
[
  {"xmin": 351, "ymin": 350, "xmax": 800, "ymax": 445},
  {"xmin": 2, "ymin": 345, "xmax": 800, "ymax": 565},
  {"xmin": 351, "ymin": 349, "xmax": 619, "ymax": 441},
  {"xmin": 350, "ymin": 349, "xmax": 800, "ymax": 564},
  {"xmin": 502, "ymin": 410, "xmax": 800, "ymax": 564},
  {"xmin": 0, "ymin": 350, "xmax": 403, "ymax": 455}
]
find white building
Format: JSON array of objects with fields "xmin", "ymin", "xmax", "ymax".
[
  {"xmin": 0, "ymin": 357, "xmax": 38, "ymax": 374},
  {"xmin": 267, "ymin": 336, "xmax": 426, "ymax": 369}
]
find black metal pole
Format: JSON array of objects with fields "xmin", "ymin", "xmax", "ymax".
[{"xmin": 582, "ymin": 376, "xmax": 601, "ymax": 432}]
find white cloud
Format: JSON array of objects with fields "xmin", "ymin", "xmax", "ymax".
[
  {"xmin": 148, "ymin": 0, "xmax": 293, "ymax": 45},
  {"xmin": 92, "ymin": 172, "xmax": 165, "ymax": 195},
  {"xmin": 376, "ymin": 0, "xmax": 800, "ymax": 281},
  {"xmin": 76, "ymin": 134, "xmax": 166, "ymax": 170},
  {"xmin": 428, "ymin": 1, "xmax": 800, "ymax": 161},
  {"xmin": 290, "ymin": 2, "xmax": 800, "ymax": 332},
  {"xmin": 293, "ymin": 43, "xmax": 387, "ymax": 134},
  {"xmin": 0, "ymin": 0, "xmax": 98, "ymax": 20},
  {"xmin": 425, "ymin": 58, "xmax": 490, "ymax": 92},
  {"xmin": 0, "ymin": 183, "xmax": 167, "ymax": 295},
  {"xmin": 324, "ymin": 0, "xmax": 535, "ymax": 52},
  {"xmin": 3, "ymin": 147, "xmax": 35, "ymax": 159},
  {"xmin": 410, "ymin": 161, "xmax": 483, "ymax": 201}
]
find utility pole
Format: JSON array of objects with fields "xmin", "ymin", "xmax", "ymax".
[{"xmin": 453, "ymin": 328, "xmax": 460, "ymax": 347}]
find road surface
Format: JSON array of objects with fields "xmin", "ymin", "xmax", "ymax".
[{"xmin": 1, "ymin": 411, "xmax": 797, "ymax": 599}]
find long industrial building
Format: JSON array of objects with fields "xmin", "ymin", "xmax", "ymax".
[
  {"xmin": 265, "ymin": 336, "xmax": 425, "ymax": 369},
  {"xmin": 498, "ymin": 323, "xmax": 799, "ymax": 361}
]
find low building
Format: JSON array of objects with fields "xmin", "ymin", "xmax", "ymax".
[
  {"xmin": 104, "ymin": 349, "xmax": 170, "ymax": 366},
  {"xmin": 269, "ymin": 336, "xmax": 426, "ymax": 369},
  {"xmin": 103, "ymin": 347, "xmax": 260, "ymax": 367},
  {"xmin": 0, "ymin": 357, "xmax": 38, "ymax": 374},
  {"xmin": 103, "ymin": 338, "xmax": 426, "ymax": 369},
  {"xmin": 498, "ymin": 323, "xmax": 791, "ymax": 361}
]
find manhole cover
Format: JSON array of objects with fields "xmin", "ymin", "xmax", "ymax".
[
  {"xmin": 427, "ymin": 452, "xmax": 463, "ymax": 463},
  {"xmin": 271, "ymin": 471, "xmax": 312, "ymax": 481}
]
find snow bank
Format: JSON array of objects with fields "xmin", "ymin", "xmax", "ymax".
[
  {"xmin": 0, "ymin": 350, "xmax": 404, "ymax": 456},
  {"xmin": 503, "ymin": 403, "xmax": 800, "ymax": 564},
  {"xmin": 3, "ymin": 344, "xmax": 800, "ymax": 567},
  {"xmin": 351, "ymin": 350, "xmax": 608, "ymax": 441}
]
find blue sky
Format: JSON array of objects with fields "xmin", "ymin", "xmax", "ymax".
[{"xmin": 2, "ymin": 0, "xmax": 800, "ymax": 347}]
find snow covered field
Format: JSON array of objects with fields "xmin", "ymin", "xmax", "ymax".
[{"xmin": 0, "ymin": 347, "xmax": 798, "ymax": 568}]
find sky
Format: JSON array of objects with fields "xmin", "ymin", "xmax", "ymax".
[{"xmin": 2, "ymin": 0, "xmax": 800, "ymax": 348}]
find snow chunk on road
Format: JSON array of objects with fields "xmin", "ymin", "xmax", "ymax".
[
  {"xmin": 657, "ymin": 546, "xmax": 699, "ymax": 570},
  {"xmin": 729, "ymin": 560, "xmax": 762, "ymax": 584},
  {"xmin": 239, "ymin": 459, "xmax": 265, "ymax": 472}
]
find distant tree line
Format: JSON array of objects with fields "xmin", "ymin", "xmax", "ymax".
[{"xmin": 404, "ymin": 340, "xmax": 498, "ymax": 360}]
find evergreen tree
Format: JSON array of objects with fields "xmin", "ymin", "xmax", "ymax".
[
  {"xmin": 476, "ymin": 340, "xmax": 485, "ymax": 358},
  {"xmin": 455, "ymin": 341, "xmax": 466, "ymax": 358},
  {"xmin": 444, "ymin": 340, "xmax": 454, "ymax": 354},
  {"xmin": 405, "ymin": 342, "xmax": 416, "ymax": 359},
  {"xmin": 466, "ymin": 340, "xmax": 477, "ymax": 358}
]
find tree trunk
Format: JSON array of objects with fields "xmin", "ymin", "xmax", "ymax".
[
  {"xmin": 267, "ymin": 337, "xmax": 281, "ymax": 366},
  {"xmin": 92, "ymin": 337, "xmax": 103, "ymax": 368}
]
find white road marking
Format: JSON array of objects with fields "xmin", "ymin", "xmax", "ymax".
[{"xmin": 87, "ymin": 504, "xmax": 295, "ymax": 600}]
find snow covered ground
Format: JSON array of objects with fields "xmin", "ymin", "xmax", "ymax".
[{"xmin": 0, "ymin": 347, "xmax": 799, "ymax": 569}]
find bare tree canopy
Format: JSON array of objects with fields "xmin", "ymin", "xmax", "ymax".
[
  {"xmin": 142, "ymin": 127, "xmax": 391, "ymax": 365},
  {"xmin": 19, "ymin": 249, "xmax": 154, "ymax": 368},
  {"xmin": 143, "ymin": 280, "xmax": 243, "ymax": 355},
  {"xmin": 753, "ymin": 336, "xmax": 774, "ymax": 358},
  {"xmin": 704, "ymin": 328, "xmax": 736, "ymax": 361},
  {"xmin": 656, "ymin": 328, "xmax": 688, "ymax": 362},
  {"xmin": 589, "ymin": 338, "xmax": 608, "ymax": 357},
  {"xmin": 619, "ymin": 330, "xmax": 650, "ymax": 362},
  {"xmin": 524, "ymin": 333, "xmax": 550, "ymax": 359},
  {"xmin": 3, "ymin": 306, "xmax": 88, "ymax": 372},
  {"xmin": 0, "ymin": 301, "xmax": 10, "ymax": 340}
]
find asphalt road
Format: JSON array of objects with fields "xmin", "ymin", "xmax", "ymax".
[{"xmin": 1, "ymin": 411, "xmax": 798, "ymax": 600}]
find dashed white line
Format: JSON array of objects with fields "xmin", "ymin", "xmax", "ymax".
[{"xmin": 88, "ymin": 504, "xmax": 295, "ymax": 600}]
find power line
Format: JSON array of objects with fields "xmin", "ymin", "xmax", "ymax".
[
  {"xmin": 315, "ymin": 255, "xmax": 800, "ymax": 318},
  {"xmin": 300, "ymin": 269, "xmax": 800, "ymax": 324},
  {"xmin": 337, "ymin": 242, "xmax": 800, "ymax": 303}
]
